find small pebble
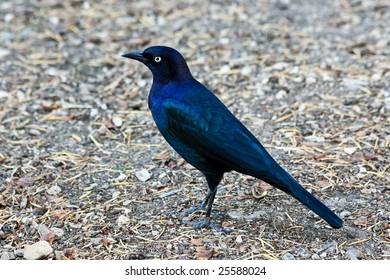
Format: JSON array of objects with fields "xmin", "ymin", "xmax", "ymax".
[
  {"xmin": 306, "ymin": 75, "xmax": 317, "ymax": 84},
  {"xmin": 1, "ymin": 252, "xmax": 11, "ymax": 260},
  {"xmin": 247, "ymin": 211, "xmax": 267, "ymax": 220},
  {"xmin": 123, "ymin": 200, "xmax": 132, "ymax": 206},
  {"xmin": 115, "ymin": 173, "xmax": 127, "ymax": 182},
  {"xmin": 92, "ymin": 238, "xmax": 103, "ymax": 246},
  {"xmin": 137, "ymin": 79, "xmax": 147, "ymax": 87},
  {"xmin": 90, "ymin": 108, "xmax": 99, "ymax": 117},
  {"xmin": 346, "ymin": 248, "xmax": 361, "ymax": 260},
  {"xmin": 20, "ymin": 197, "xmax": 28, "ymax": 208},
  {"xmin": 16, "ymin": 90, "xmax": 25, "ymax": 101},
  {"xmin": 135, "ymin": 169, "xmax": 151, "ymax": 182},
  {"xmin": 342, "ymin": 77, "xmax": 369, "ymax": 89},
  {"xmin": 38, "ymin": 224, "xmax": 51, "ymax": 237},
  {"xmin": 219, "ymin": 37, "xmax": 230, "ymax": 45},
  {"xmin": 282, "ymin": 252, "xmax": 296, "ymax": 260},
  {"xmin": 311, "ymin": 253, "xmax": 321, "ymax": 260},
  {"xmin": 51, "ymin": 227, "xmax": 65, "ymax": 239},
  {"xmin": 270, "ymin": 62, "xmax": 290, "ymax": 71},
  {"xmin": 24, "ymin": 241, "xmax": 53, "ymax": 260},
  {"xmin": 47, "ymin": 185, "xmax": 62, "ymax": 195},
  {"xmin": 0, "ymin": 90, "xmax": 8, "ymax": 98},
  {"xmin": 227, "ymin": 210, "xmax": 246, "ymax": 219},
  {"xmin": 117, "ymin": 215, "xmax": 130, "ymax": 226},
  {"xmin": 275, "ymin": 89, "xmax": 287, "ymax": 100},
  {"xmin": 29, "ymin": 128, "xmax": 41, "ymax": 136},
  {"xmin": 54, "ymin": 250, "xmax": 66, "ymax": 260},
  {"xmin": 305, "ymin": 135, "xmax": 325, "ymax": 143},
  {"xmin": 112, "ymin": 116, "xmax": 123, "ymax": 127},
  {"xmin": 112, "ymin": 191, "xmax": 121, "ymax": 199},
  {"xmin": 296, "ymin": 249, "xmax": 311, "ymax": 259},
  {"xmin": 316, "ymin": 241, "xmax": 337, "ymax": 254},
  {"xmin": 340, "ymin": 210, "xmax": 351, "ymax": 218},
  {"xmin": 3, "ymin": 244, "xmax": 13, "ymax": 249},
  {"xmin": 4, "ymin": 13, "xmax": 14, "ymax": 22},
  {"xmin": 14, "ymin": 249, "xmax": 24, "ymax": 257},
  {"xmin": 241, "ymin": 65, "xmax": 252, "ymax": 76},
  {"xmin": 344, "ymin": 147, "xmax": 357, "ymax": 155}
]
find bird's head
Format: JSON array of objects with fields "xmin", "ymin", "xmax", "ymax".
[{"xmin": 122, "ymin": 46, "xmax": 192, "ymax": 84}]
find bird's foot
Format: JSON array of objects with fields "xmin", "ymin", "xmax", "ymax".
[
  {"xmin": 179, "ymin": 205, "xmax": 205, "ymax": 216},
  {"xmin": 179, "ymin": 206, "xmax": 222, "ymax": 217},
  {"xmin": 182, "ymin": 217, "xmax": 230, "ymax": 234}
]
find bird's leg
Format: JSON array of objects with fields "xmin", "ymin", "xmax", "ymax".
[
  {"xmin": 182, "ymin": 173, "xmax": 229, "ymax": 233},
  {"xmin": 182, "ymin": 188, "xmax": 218, "ymax": 227},
  {"xmin": 179, "ymin": 190, "xmax": 211, "ymax": 216}
]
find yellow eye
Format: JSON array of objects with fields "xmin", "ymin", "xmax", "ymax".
[{"xmin": 154, "ymin": 56, "xmax": 162, "ymax": 63}]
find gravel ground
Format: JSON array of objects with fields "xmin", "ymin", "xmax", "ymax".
[{"xmin": 0, "ymin": 0, "xmax": 389, "ymax": 260}]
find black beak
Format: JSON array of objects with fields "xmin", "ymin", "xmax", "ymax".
[{"xmin": 121, "ymin": 51, "xmax": 148, "ymax": 63}]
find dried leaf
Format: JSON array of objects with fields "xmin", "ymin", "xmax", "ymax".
[
  {"xmin": 354, "ymin": 216, "xmax": 368, "ymax": 227},
  {"xmin": 195, "ymin": 246, "xmax": 213, "ymax": 260},
  {"xmin": 259, "ymin": 181, "xmax": 273, "ymax": 191},
  {"xmin": 51, "ymin": 209, "xmax": 71, "ymax": 220},
  {"xmin": 190, "ymin": 238, "xmax": 204, "ymax": 246},
  {"xmin": 360, "ymin": 188, "xmax": 372, "ymax": 194},
  {"xmin": 239, "ymin": 245, "xmax": 247, "ymax": 252},
  {"xmin": 41, "ymin": 101, "xmax": 61, "ymax": 111},
  {"xmin": 316, "ymin": 180, "xmax": 330, "ymax": 189},
  {"xmin": 153, "ymin": 150, "xmax": 170, "ymax": 161},
  {"xmin": 63, "ymin": 248, "xmax": 77, "ymax": 260}
]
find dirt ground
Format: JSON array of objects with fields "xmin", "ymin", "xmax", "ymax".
[{"xmin": 0, "ymin": 0, "xmax": 389, "ymax": 260}]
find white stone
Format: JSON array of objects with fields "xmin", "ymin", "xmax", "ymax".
[
  {"xmin": 306, "ymin": 75, "xmax": 317, "ymax": 84},
  {"xmin": 344, "ymin": 147, "xmax": 357, "ymax": 155},
  {"xmin": 135, "ymin": 169, "xmax": 151, "ymax": 182},
  {"xmin": 47, "ymin": 185, "xmax": 62, "ymax": 195},
  {"xmin": 24, "ymin": 241, "xmax": 53, "ymax": 260},
  {"xmin": 112, "ymin": 191, "xmax": 121, "ymax": 199},
  {"xmin": 275, "ymin": 90, "xmax": 287, "ymax": 100},
  {"xmin": 0, "ymin": 90, "xmax": 8, "ymax": 98},
  {"xmin": 241, "ymin": 65, "xmax": 252, "ymax": 76},
  {"xmin": 115, "ymin": 173, "xmax": 127, "ymax": 182},
  {"xmin": 117, "ymin": 215, "xmax": 130, "ymax": 226},
  {"xmin": 270, "ymin": 62, "xmax": 290, "ymax": 71},
  {"xmin": 112, "ymin": 116, "xmax": 123, "ymax": 127}
]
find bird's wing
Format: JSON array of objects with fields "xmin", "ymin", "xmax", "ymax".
[{"xmin": 162, "ymin": 98, "xmax": 273, "ymax": 174}]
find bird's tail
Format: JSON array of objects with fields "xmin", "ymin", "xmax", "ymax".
[
  {"xmin": 258, "ymin": 166, "xmax": 343, "ymax": 229},
  {"xmin": 288, "ymin": 179, "xmax": 343, "ymax": 228}
]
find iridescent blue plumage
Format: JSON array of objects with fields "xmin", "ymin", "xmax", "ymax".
[{"xmin": 122, "ymin": 46, "xmax": 343, "ymax": 231}]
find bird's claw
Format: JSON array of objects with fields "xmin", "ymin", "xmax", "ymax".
[
  {"xmin": 179, "ymin": 205, "xmax": 205, "ymax": 216},
  {"xmin": 182, "ymin": 217, "xmax": 230, "ymax": 234},
  {"xmin": 179, "ymin": 206, "xmax": 222, "ymax": 217}
]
